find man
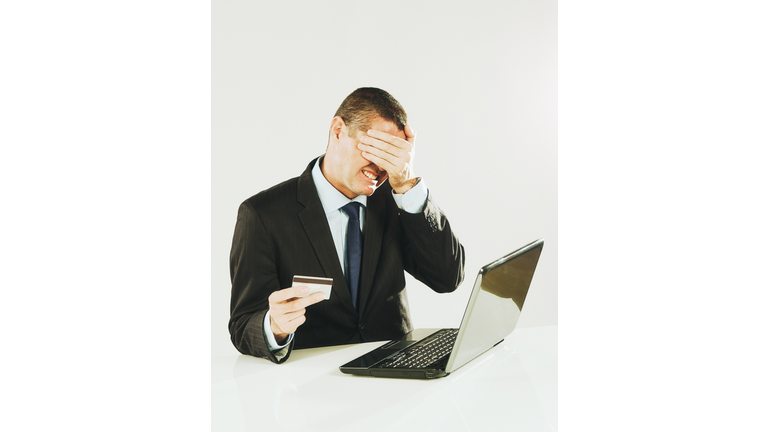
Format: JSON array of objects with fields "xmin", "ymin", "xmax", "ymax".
[{"xmin": 229, "ymin": 87, "xmax": 465, "ymax": 364}]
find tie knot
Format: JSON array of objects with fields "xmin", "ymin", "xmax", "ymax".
[{"xmin": 340, "ymin": 202, "xmax": 361, "ymax": 221}]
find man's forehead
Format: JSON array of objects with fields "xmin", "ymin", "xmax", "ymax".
[{"xmin": 360, "ymin": 117, "xmax": 405, "ymax": 139}]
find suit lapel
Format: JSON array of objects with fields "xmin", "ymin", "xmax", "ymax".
[
  {"xmin": 357, "ymin": 188, "xmax": 385, "ymax": 316},
  {"xmin": 297, "ymin": 159, "xmax": 357, "ymax": 314}
]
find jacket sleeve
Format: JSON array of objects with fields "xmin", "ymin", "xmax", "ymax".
[
  {"xmin": 228, "ymin": 201, "xmax": 294, "ymax": 363},
  {"xmin": 398, "ymin": 191, "xmax": 465, "ymax": 294}
]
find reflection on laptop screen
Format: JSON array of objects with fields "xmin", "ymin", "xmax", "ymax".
[{"xmin": 446, "ymin": 240, "xmax": 543, "ymax": 373}]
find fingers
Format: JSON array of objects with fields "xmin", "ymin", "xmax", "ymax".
[
  {"xmin": 363, "ymin": 128, "xmax": 413, "ymax": 152},
  {"xmin": 269, "ymin": 287, "xmax": 325, "ymax": 312},
  {"xmin": 270, "ymin": 311, "xmax": 306, "ymax": 340},
  {"xmin": 357, "ymin": 126, "xmax": 418, "ymax": 193},
  {"xmin": 358, "ymin": 133, "xmax": 411, "ymax": 171},
  {"xmin": 359, "ymin": 126, "xmax": 415, "ymax": 165},
  {"xmin": 357, "ymin": 143, "xmax": 400, "ymax": 173},
  {"xmin": 268, "ymin": 286, "xmax": 325, "ymax": 337},
  {"xmin": 269, "ymin": 285, "xmax": 310, "ymax": 303}
]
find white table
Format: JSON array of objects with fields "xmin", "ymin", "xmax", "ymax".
[{"xmin": 212, "ymin": 325, "xmax": 557, "ymax": 431}]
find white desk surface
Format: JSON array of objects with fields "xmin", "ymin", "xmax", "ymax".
[{"xmin": 212, "ymin": 325, "xmax": 557, "ymax": 431}]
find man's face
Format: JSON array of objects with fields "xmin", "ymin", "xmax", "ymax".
[{"xmin": 323, "ymin": 116, "xmax": 406, "ymax": 199}]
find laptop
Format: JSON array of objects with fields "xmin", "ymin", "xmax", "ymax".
[{"xmin": 339, "ymin": 238, "xmax": 544, "ymax": 379}]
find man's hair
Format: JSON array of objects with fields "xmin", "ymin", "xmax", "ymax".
[{"xmin": 334, "ymin": 87, "xmax": 407, "ymax": 136}]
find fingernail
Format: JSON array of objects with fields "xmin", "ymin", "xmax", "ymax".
[{"xmin": 301, "ymin": 286, "xmax": 309, "ymax": 293}]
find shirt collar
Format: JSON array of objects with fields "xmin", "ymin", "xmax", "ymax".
[{"xmin": 312, "ymin": 156, "xmax": 367, "ymax": 215}]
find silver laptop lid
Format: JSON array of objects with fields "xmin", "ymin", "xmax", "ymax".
[{"xmin": 445, "ymin": 239, "xmax": 544, "ymax": 373}]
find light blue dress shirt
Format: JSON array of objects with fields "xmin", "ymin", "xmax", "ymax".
[{"xmin": 264, "ymin": 157, "xmax": 428, "ymax": 355}]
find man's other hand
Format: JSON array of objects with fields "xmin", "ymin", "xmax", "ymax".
[{"xmin": 268, "ymin": 285, "xmax": 325, "ymax": 344}]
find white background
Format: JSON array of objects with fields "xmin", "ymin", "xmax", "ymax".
[
  {"xmin": 211, "ymin": 0, "xmax": 558, "ymax": 356},
  {"xmin": 3, "ymin": 0, "xmax": 767, "ymax": 431}
]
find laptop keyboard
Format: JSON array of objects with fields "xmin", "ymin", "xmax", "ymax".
[{"xmin": 378, "ymin": 329, "xmax": 459, "ymax": 369}]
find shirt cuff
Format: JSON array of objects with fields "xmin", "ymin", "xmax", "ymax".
[
  {"xmin": 392, "ymin": 178, "xmax": 428, "ymax": 214},
  {"xmin": 263, "ymin": 310, "xmax": 293, "ymax": 352}
]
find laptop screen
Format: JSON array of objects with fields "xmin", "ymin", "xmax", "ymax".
[{"xmin": 445, "ymin": 239, "xmax": 543, "ymax": 373}]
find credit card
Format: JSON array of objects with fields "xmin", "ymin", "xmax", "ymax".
[{"xmin": 293, "ymin": 275, "xmax": 333, "ymax": 300}]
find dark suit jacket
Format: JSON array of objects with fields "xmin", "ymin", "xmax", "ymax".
[{"xmin": 229, "ymin": 158, "xmax": 465, "ymax": 363}]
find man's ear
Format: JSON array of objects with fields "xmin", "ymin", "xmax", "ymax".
[{"xmin": 329, "ymin": 116, "xmax": 346, "ymax": 142}]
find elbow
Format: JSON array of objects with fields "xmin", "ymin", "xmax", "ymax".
[{"xmin": 436, "ymin": 245, "xmax": 466, "ymax": 293}]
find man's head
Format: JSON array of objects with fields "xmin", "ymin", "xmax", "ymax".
[
  {"xmin": 323, "ymin": 88, "xmax": 408, "ymax": 199},
  {"xmin": 333, "ymin": 87, "xmax": 407, "ymax": 138}
]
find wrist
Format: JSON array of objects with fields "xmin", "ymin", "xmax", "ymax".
[{"xmin": 392, "ymin": 177, "xmax": 421, "ymax": 195}]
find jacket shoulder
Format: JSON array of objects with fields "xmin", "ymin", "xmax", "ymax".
[{"xmin": 242, "ymin": 176, "xmax": 300, "ymax": 210}]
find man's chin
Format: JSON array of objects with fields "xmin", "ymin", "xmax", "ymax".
[
  {"xmin": 369, "ymin": 177, "xmax": 391, "ymax": 195},
  {"xmin": 361, "ymin": 186, "xmax": 378, "ymax": 196},
  {"xmin": 355, "ymin": 177, "xmax": 388, "ymax": 197}
]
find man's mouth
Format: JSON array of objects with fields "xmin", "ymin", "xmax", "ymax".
[{"xmin": 362, "ymin": 170, "xmax": 379, "ymax": 181}]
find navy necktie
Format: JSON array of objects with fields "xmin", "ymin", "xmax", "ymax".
[{"xmin": 340, "ymin": 202, "xmax": 362, "ymax": 309}]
